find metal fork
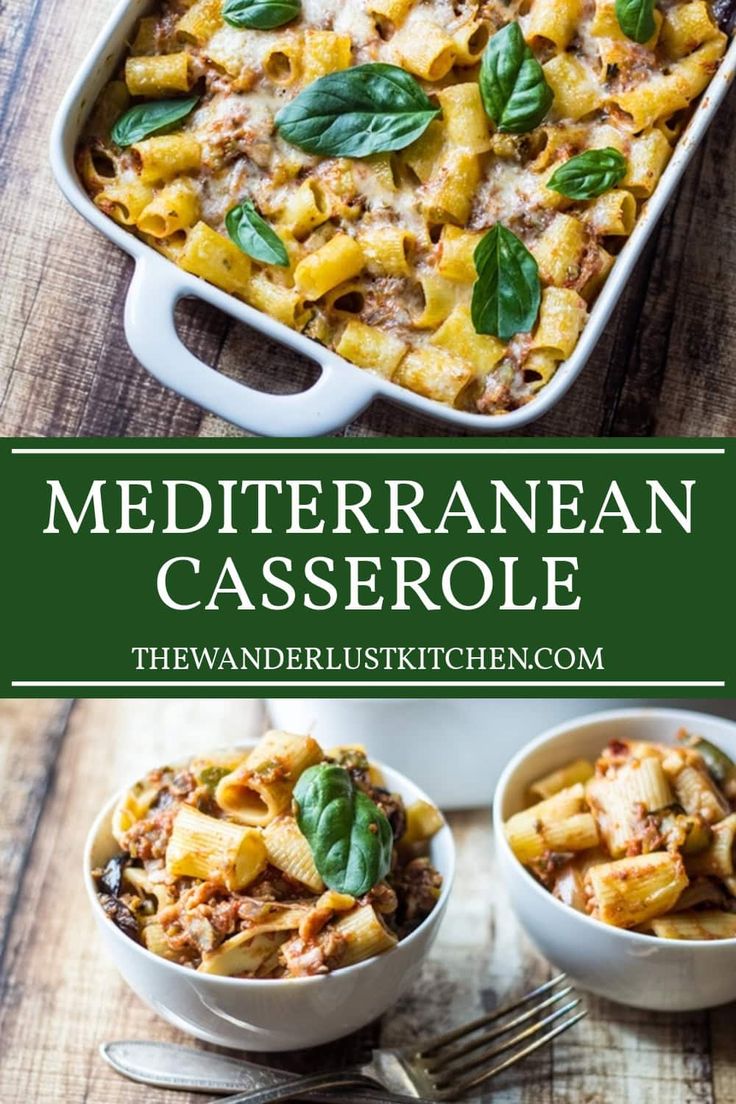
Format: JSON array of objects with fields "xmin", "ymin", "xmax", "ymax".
[{"xmin": 213, "ymin": 974, "xmax": 585, "ymax": 1103}]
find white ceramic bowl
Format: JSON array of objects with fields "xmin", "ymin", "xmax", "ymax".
[
  {"xmin": 493, "ymin": 707, "xmax": 736, "ymax": 1012},
  {"xmin": 84, "ymin": 755, "xmax": 455, "ymax": 1050}
]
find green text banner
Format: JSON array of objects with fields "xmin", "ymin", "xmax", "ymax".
[{"xmin": 1, "ymin": 438, "xmax": 732, "ymax": 697}]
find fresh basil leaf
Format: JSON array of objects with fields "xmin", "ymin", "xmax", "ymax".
[
  {"xmin": 274, "ymin": 63, "xmax": 440, "ymax": 158},
  {"xmin": 226, "ymin": 200, "xmax": 290, "ymax": 266},
  {"xmin": 479, "ymin": 22, "xmax": 553, "ymax": 134},
  {"xmin": 547, "ymin": 147, "xmax": 627, "ymax": 199},
  {"xmin": 293, "ymin": 763, "xmax": 393, "ymax": 897},
  {"xmin": 615, "ymin": 0, "xmax": 657, "ymax": 42},
  {"xmin": 111, "ymin": 96, "xmax": 199, "ymax": 147},
  {"xmin": 222, "ymin": 0, "xmax": 300, "ymax": 29},
  {"xmin": 471, "ymin": 223, "xmax": 541, "ymax": 341}
]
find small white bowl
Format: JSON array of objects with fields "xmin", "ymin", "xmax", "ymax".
[
  {"xmin": 493, "ymin": 707, "xmax": 736, "ymax": 1012},
  {"xmin": 84, "ymin": 756, "xmax": 455, "ymax": 1050}
]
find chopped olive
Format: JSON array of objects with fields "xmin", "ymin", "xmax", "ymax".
[
  {"xmin": 682, "ymin": 733, "xmax": 736, "ymax": 787},
  {"xmin": 713, "ymin": 0, "xmax": 736, "ymax": 33},
  {"xmin": 99, "ymin": 894, "xmax": 141, "ymax": 942},
  {"xmin": 96, "ymin": 853, "xmax": 129, "ymax": 897},
  {"xmin": 199, "ymin": 765, "xmax": 229, "ymax": 791},
  {"xmin": 654, "ymin": 804, "xmax": 711, "ymax": 854},
  {"xmin": 328, "ymin": 746, "xmax": 371, "ymax": 775}
]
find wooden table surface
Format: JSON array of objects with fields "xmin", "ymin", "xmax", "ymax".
[
  {"xmin": 1, "ymin": 0, "xmax": 736, "ymax": 438},
  {"xmin": 1, "ymin": 698, "xmax": 735, "ymax": 1103}
]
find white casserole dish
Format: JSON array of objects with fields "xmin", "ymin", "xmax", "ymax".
[{"xmin": 50, "ymin": 9, "xmax": 736, "ymax": 436}]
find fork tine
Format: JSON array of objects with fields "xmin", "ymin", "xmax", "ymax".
[
  {"xmin": 424, "ymin": 986, "xmax": 573, "ymax": 1072},
  {"xmin": 419, "ymin": 974, "xmax": 568, "ymax": 1056},
  {"xmin": 434, "ymin": 1009, "xmax": 587, "ymax": 1101},
  {"xmin": 431, "ymin": 998, "xmax": 581, "ymax": 1087}
]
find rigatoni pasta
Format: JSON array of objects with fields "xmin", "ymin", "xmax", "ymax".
[
  {"xmin": 93, "ymin": 732, "xmax": 444, "ymax": 977},
  {"xmin": 76, "ymin": 0, "xmax": 730, "ymax": 416},
  {"xmin": 506, "ymin": 730, "xmax": 736, "ymax": 939}
]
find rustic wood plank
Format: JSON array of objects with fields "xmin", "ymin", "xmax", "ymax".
[
  {"xmin": 1, "ymin": 703, "xmax": 732, "ymax": 1104},
  {"xmin": 710, "ymin": 1003, "xmax": 736, "ymax": 1104},
  {"xmin": 0, "ymin": 699, "xmax": 267, "ymax": 1102},
  {"xmin": 0, "ymin": 0, "xmax": 734, "ymax": 437},
  {"xmin": 608, "ymin": 81, "xmax": 736, "ymax": 437},
  {"xmin": 0, "ymin": 700, "xmax": 71, "ymax": 955},
  {"xmin": 0, "ymin": 0, "xmax": 210, "ymax": 438}
]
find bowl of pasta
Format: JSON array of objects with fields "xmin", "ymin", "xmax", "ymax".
[
  {"xmin": 84, "ymin": 729, "xmax": 454, "ymax": 1049},
  {"xmin": 494, "ymin": 708, "xmax": 736, "ymax": 1011},
  {"xmin": 51, "ymin": 0, "xmax": 736, "ymax": 434}
]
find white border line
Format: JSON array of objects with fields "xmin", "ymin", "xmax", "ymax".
[
  {"xmin": 10, "ymin": 448, "xmax": 726, "ymax": 456},
  {"xmin": 8, "ymin": 444, "xmax": 727, "ymax": 690},
  {"xmin": 11, "ymin": 680, "xmax": 725, "ymax": 688}
]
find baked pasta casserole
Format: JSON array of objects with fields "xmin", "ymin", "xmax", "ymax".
[
  {"xmin": 505, "ymin": 730, "xmax": 736, "ymax": 939},
  {"xmin": 93, "ymin": 731, "xmax": 444, "ymax": 976},
  {"xmin": 78, "ymin": 0, "xmax": 731, "ymax": 413}
]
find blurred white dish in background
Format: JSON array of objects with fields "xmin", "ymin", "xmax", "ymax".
[
  {"xmin": 267, "ymin": 700, "xmax": 736, "ymax": 808},
  {"xmin": 494, "ymin": 707, "xmax": 736, "ymax": 1012}
]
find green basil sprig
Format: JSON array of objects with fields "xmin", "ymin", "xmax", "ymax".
[
  {"xmin": 615, "ymin": 0, "xmax": 657, "ymax": 43},
  {"xmin": 111, "ymin": 96, "xmax": 199, "ymax": 147},
  {"xmin": 293, "ymin": 763, "xmax": 393, "ymax": 897},
  {"xmin": 226, "ymin": 200, "xmax": 290, "ymax": 266},
  {"xmin": 547, "ymin": 147, "xmax": 627, "ymax": 199},
  {"xmin": 471, "ymin": 223, "xmax": 541, "ymax": 341},
  {"xmin": 479, "ymin": 22, "xmax": 553, "ymax": 134},
  {"xmin": 274, "ymin": 63, "xmax": 440, "ymax": 158},
  {"xmin": 222, "ymin": 0, "xmax": 300, "ymax": 29}
]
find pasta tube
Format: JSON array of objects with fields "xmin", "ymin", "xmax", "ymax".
[
  {"xmin": 263, "ymin": 815, "xmax": 325, "ymax": 893},
  {"xmin": 393, "ymin": 20, "xmax": 456, "ymax": 81},
  {"xmin": 125, "ymin": 54, "xmax": 192, "ymax": 96},
  {"xmin": 529, "ymin": 758, "xmax": 595, "ymax": 801},
  {"xmin": 394, "ymin": 347, "xmax": 473, "ymax": 406},
  {"xmin": 165, "ymin": 804, "xmax": 267, "ymax": 890},
  {"xmin": 505, "ymin": 783, "xmax": 599, "ymax": 864},
  {"xmin": 293, "ymin": 235, "xmax": 365, "ymax": 300},
  {"xmin": 437, "ymin": 226, "xmax": 483, "ymax": 284},
  {"xmin": 401, "ymin": 800, "xmax": 444, "ymax": 846},
  {"xmin": 586, "ymin": 756, "xmax": 674, "ymax": 857},
  {"xmin": 586, "ymin": 852, "xmax": 688, "ymax": 928},
  {"xmin": 199, "ymin": 931, "xmax": 289, "ymax": 976},
  {"xmin": 686, "ymin": 813, "xmax": 736, "ymax": 878},
  {"xmin": 215, "ymin": 730, "xmax": 323, "ymax": 825},
  {"xmin": 336, "ymin": 320, "xmax": 407, "ymax": 378},
  {"xmin": 132, "ymin": 134, "xmax": 201, "ymax": 184},
  {"xmin": 333, "ymin": 905, "xmax": 398, "ymax": 966},
  {"xmin": 650, "ymin": 910, "xmax": 736, "ymax": 940},
  {"xmin": 179, "ymin": 221, "xmax": 252, "ymax": 296},
  {"xmin": 662, "ymin": 751, "xmax": 730, "ymax": 823},
  {"xmin": 430, "ymin": 305, "xmax": 506, "ymax": 377},
  {"xmin": 137, "ymin": 179, "xmax": 199, "ymax": 238}
]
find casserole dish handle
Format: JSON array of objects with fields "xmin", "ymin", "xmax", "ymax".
[{"xmin": 124, "ymin": 256, "xmax": 377, "ymax": 436}]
